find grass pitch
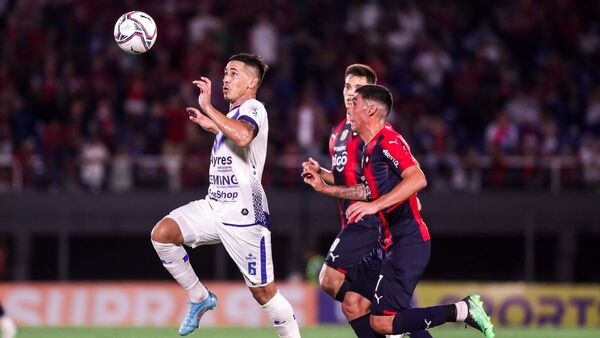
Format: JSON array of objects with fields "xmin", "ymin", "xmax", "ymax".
[{"xmin": 15, "ymin": 325, "xmax": 600, "ymax": 338}]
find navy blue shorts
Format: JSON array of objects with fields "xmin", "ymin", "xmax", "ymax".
[
  {"xmin": 324, "ymin": 221, "xmax": 380, "ymax": 274},
  {"xmin": 348, "ymin": 240, "xmax": 431, "ymax": 315}
]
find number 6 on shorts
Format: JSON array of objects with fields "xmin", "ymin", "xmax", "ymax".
[{"xmin": 248, "ymin": 262, "xmax": 257, "ymax": 275}]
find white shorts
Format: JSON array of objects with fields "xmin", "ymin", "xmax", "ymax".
[{"xmin": 165, "ymin": 199, "xmax": 274, "ymax": 287}]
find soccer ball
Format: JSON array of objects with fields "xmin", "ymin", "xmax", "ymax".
[{"xmin": 114, "ymin": 11, "xmax": 157, "ymax": 54}]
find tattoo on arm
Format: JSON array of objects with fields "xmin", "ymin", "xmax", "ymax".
[{"xmin": 328, "ymin": 184, "xmax": 367, "ymax": 201}]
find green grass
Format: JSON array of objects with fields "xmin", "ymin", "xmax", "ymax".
[{"xmin": 14, "ymin": 326, "xmax": 600, "ymax": 338}]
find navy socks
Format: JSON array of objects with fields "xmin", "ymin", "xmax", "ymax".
[
  {"xmin": 392, "ymin": 304, "xmax": 455, "ymax": 334},
  {"xmin": 334, "ymin": 280, "xmax": 351, "ymax": 302},
  {"xmin": 349, "ymin": 314, "xmax": 385, "ymax": 338}
]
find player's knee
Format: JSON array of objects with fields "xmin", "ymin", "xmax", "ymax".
[
  {"xmin": 342, "ymin": 296, "xmax": 368, "ymax": 320},
  {"xmin": 150, "ymin": 218, "xmax": 183, "ymax": 244},
  {"xmin": 370, "ymin": 315, "xmax": 390, "ymax": 335},
  {"xmin": 341, "ymin": 299, "xmax": 357, "ymax": 319},
  {"xmin": 250, "ymin": 283, "xmax": 278, "ymax": 305}
]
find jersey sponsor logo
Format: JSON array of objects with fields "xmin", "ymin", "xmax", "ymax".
[
  {"xmin": 382, "ymin": 149, "xmax": 399, "ymax": 168},
  {"xmin": 332, "ymin": 151, "xmax": 348, "ymax": 172},
  {"xmin": 241, "ymin": 208, "xmax": 249, "ymax": 215},
  {"xmin": 209, "ymin": 174, "xmax": 239, "ymax": 186},
  {"xmin": 210, "ymin": 156, "xmax": 233, "ymax": 166},
  {"xmin": 245, "ymin": 252, "xmax": 257, "ymax": 261},
  {"xmin": 209, "ymin": 190, "xmax": 239, "ymax": 201},
  {"xmin": 333, "ymin": 145, "xmax": 347, "ymax": 152},
  {"xmin": 340, "ymin": 129, "xmax": 349, "ymax": 141}
]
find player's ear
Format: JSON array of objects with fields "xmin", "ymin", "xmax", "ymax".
[
  {"xmin": 248, "ymin": 76, "xmax": 259, "ymax": 90},
  {"xmin": 367, "ymin": 103, "xmax": 378, "ymax": 117}
]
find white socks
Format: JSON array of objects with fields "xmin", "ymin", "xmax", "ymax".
[
  {"xmin": 153, "ymin": 240, "xmax": 301, "ymax": 337},
  {"xmin": 261, "ymin": 291, "xmax": 301, "ymax": 338},
  {"xmin": 0, "ymin": 316, "xmax": 17, "ymax": 338},
  {"xmin": 455, "ymin": 300, "xmax": 468, "ymax": 322},
  {"xmin": 152, "ymin": 240, "xmax": 208, "ymax": 303}
]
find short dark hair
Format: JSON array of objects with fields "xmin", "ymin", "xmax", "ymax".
[
  {"xmin": 229, "ymin": 53, "xmax": 269, "ymax": 84},
  {"xmin": 345, "ymin": 64, "xmax": 377, "ymax": 84},
  {"xmin": 355, "ymin": 85, "xmax": 393, "ymax": 114}
]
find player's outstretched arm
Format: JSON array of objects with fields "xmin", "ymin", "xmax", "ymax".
[
  {"xmin": 301, "ymin": 157, "xmax": 334, "ymax": 185},
  {"xmin": 186, "ymin": 107, "xmax": 219, "ymax": 134},
  {"xmin": 303, "ymin": 166, "xmax": 367, "ymax": 201},
  {"xmin": 346, "ymin": 165, "xmax": 427, "ymax": 222},
  {"xmin": 193, "ymin": 78, "xmax": 256, "ymax": 147}
]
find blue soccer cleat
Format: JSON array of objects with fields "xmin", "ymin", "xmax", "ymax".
[{"xmin": 178, "ymin": 291, "xmax": 218, "ymax": 336}]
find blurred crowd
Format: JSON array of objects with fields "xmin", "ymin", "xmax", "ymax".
[{"xmin": 0, "ymin": 0, "xmax": 599, "ymax": 193}]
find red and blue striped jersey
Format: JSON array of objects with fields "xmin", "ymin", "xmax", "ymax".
[
  {"xmin": 329, "ymin": 118, "xmax": 364, "ymax": 228},
  {"xmin": 361, "ymin": 127, "xmax": 430, "ymax": 250}
]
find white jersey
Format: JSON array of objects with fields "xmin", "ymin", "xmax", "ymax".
[{"xmin": 207, "ymin": 98, "xmax": 270, "ymax": 226}]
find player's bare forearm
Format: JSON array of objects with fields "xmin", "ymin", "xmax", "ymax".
[
  {"xmin": 302, "ymin": 164, "xmax": 361, "ymax": 199},
  {"xmin": 322, "ymin": 183, "xmax": 367, "ymax": 201},
  {"xmin": 303, "ymin": 157, "xmax": 334, "ymax": 185},
  {"xmin": 187, "ymin": 108, "xmax": 219, "ymax": 134},
  {"xmin": 192, "ymin": 78, "xmax": 255, "ymax": 147},
  {"xmin": 200, "ymin": 120, "xmax": 219, "ymax": 134},
  {"xmin": 204, "ymin": 105, "xmax": 255, "ymax": 147},
  {"xmin": 373, "ymin": 166, "xmax": 427, "ymax": 210}
]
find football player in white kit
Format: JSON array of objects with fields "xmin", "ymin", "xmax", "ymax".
[{"xmin": 151, "ymin": 53, "xmax": 301, "ymax": 337}]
